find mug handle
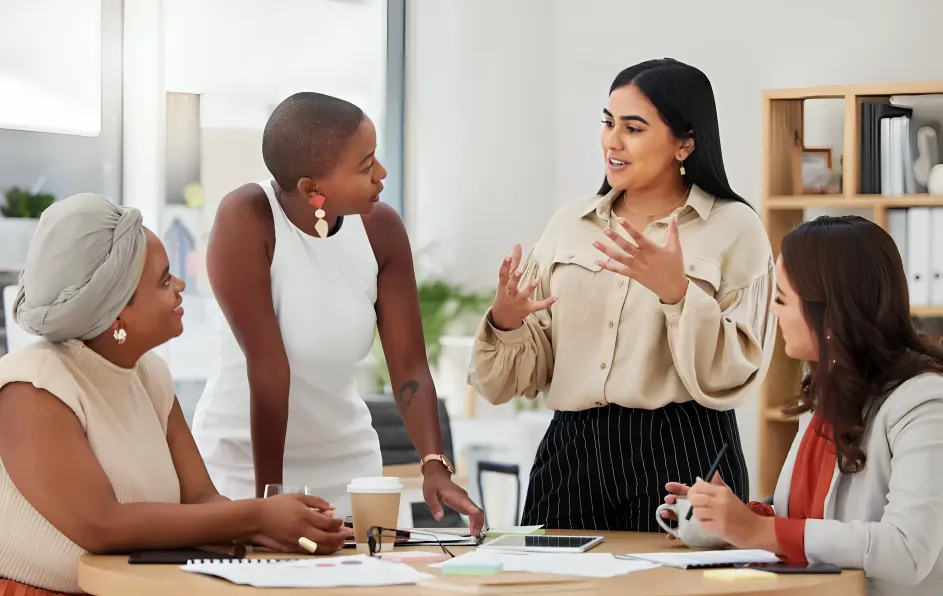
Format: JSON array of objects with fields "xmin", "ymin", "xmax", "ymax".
[{"xmin": 655, "ymin": 503, "xmax": 680, "ymax": 539}]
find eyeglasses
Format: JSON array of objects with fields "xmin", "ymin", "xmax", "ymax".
[{"xmin": 366, "ymin": 526, "xmax": 484, "ymax": 559}]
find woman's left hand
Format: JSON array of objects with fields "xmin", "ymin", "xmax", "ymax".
[
  {"xmin": 688, "ymin": 473, "xmax": 772, "ymax": 549},
  {"xmin": 422, "ymin": 464, "xmax": 485, "ymax": 536},
  {"xmin": 593, "ymin": 216, "xmax": 688, "ymax": 305}
]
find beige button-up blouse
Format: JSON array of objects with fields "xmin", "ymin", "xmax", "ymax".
[{"xmin": 469, "ymin": 185, "xmax": 776, "ymax": 412}]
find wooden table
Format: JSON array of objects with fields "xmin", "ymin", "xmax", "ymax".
[{"xmin": 78, "ymin": 531, "xmax": 865, "ymax": 596}]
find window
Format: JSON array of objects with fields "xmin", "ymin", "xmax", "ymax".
[{"xmin": 0, "ymin": 0, "xmax": 102, "ymax": 136}]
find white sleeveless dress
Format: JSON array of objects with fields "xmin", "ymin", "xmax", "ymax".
[{"xmin": 192, "ymin": 179, "xmax": 382, "ymax": 515}]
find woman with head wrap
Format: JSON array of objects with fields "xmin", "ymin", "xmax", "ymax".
[{"xmin": 0, "ymin": 194, "xmax": 346, "ymax": 596}]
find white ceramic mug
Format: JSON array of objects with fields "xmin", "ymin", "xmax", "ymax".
[{"xmin": 655, "ymin": 496, "xmax": 728, "ymax": 549}]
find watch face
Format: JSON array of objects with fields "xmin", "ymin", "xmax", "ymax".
[{"xmin": 441, "ymin": 455, "xmax": 455, "ymax": 473}]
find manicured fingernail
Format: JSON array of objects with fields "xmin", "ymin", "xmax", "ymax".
[
  {"xmin": 504, "ymin": 257, "xmax": 511, "ymax": 263},
  {"xmin": 592, "ymin": 241, "xmax": 600, "ymax": 247},
  {"xmin": 618, "ymin": 217, "xmax": 626, "ymax": 224},
  {"xmin": 435, "ymin": 512, "xmax": 443, "ymax": 520}
]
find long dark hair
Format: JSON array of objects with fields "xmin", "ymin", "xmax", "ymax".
[
  {"xmin": 782, "ymin": 215, "xmax": 943, "ymax": 473},
  {"xmin": 598, "ymin": 58, "xmax": 748, "ymax": 207}
]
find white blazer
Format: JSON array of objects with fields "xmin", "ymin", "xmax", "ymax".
[{"xmin": 772, "ymin": 373, "xmax": 943, "ymax": 596}]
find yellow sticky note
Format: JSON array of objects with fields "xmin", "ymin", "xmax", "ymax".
[{"xmin": 703, "ymin": 568, "xmax": 778, "ymax": 582}]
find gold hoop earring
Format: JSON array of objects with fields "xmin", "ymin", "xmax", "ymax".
[{"xmin": 114, "ymin": 323, "xmax": 127, "ymax": 345}]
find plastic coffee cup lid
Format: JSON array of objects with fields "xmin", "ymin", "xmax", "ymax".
[{"xmin": 347, "ymin": 476, "xmax": 404, "ymax": 493}]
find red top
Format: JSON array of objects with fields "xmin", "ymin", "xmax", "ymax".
[{"xmin": 748, "ymin": 413, "xmax": 837, "ymax": 565}]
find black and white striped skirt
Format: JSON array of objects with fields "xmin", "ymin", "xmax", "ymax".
[{"xmin": 520, "ymin": 400, "xmax": 749, "ymax": 532}]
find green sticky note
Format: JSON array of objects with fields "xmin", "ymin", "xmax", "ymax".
[{"xmin": 441, "ymin": 562, "xmax": 504, "ymax": 575}]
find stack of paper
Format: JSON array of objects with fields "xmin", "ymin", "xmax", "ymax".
[
  {"xmin": 407, "ymin": 529, "xmax": 480, "ymax": 546},
  {"xmin": 432, "ymin": 550, "xmax": 658, "ymax": 578},
  {"xmin": 484, "ymin": 525, "xmax": 546, "ymax": 537},
  {"xmin": 181, "ymin": 555, "xmax": 434, "ymax": 588},
  {"xmin": 617, "ymin": 549, "xmax": 780, "ymax": 569}
]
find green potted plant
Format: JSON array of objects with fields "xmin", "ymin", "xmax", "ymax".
[
  {"xmin": 0, "ymin": 186, "xmax": 56, "ymax": 270},
  {"xmin": 369, "ymin": 279, "xmax": 492, "ymax": 393}
]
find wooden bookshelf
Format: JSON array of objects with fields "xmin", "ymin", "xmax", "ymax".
[{"xmin": 758, "ymin": 81, "xmax": 943, "ymax": 497}]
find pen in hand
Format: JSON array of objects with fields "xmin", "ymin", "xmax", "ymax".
[{"xmin": 686, "ymin": 442, "xmax": 729, "ymax": 521}]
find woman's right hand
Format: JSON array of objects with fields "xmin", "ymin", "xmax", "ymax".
[
  {"xmin": 253, "ymin": 494, "xmax": 346, "ymax": 554},
  {"xmin": 490, "ymin": 244, "xmax": 556, "ymax": 331}
]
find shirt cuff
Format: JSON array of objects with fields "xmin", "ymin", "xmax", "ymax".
[
  {"xmin": 484, "ymin": 309, "xmax": 531, "ymax": 344},
  {"xmin": 659, "ymin": 280, "xmax": 693, "ymax": 320},
  {"xmin": 774, "ymin": 517, "xmax": 808, "ymax": 566},
  {"xmin": 746, "ymin": 501, "xmax": 776, "ymax": 517}
]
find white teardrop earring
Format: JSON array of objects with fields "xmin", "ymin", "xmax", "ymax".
[{"xmin": 113, "ymin": 322, "xmax": 127, "ymax": 345}]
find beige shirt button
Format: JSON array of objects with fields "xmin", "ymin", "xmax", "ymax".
[
  {"xmin": 600, "ymin": 362, "xmax": 607, "ymax": 370},
  {"xmin": 688, "ymin": 264, "xmax": 696, "ymax": 272},
  {"xmin": 618, "ymin": 280, "xmax": 625, "ymax": 288},
  {"xmin": 596, "ymin": 401, "xmax": 605, "ymax": 407},
  {"xmin": 608, "ymin": 321, "xmax": 614, "ymax": 328}
]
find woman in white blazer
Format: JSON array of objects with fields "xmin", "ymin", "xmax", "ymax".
[{"xmin": 664, "ymin": 215, "xmax": 943, "ymax": 596}]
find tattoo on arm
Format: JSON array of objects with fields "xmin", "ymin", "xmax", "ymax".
[{"xmin": 397, "ymin": 380, "xmax": 419, "ymax": 411}]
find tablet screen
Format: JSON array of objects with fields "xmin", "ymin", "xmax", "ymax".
[{"xmin": 482, "ymin": 535, "xmax": 602, "ymax": 550}]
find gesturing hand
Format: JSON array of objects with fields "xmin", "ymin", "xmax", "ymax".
[
  {"xmin": 593, "ymin": 216, "xmax": 689, "ymax": 305},
  {"xmin": 490, "ymin": 244, "xmax": 556, "ymax": 331}
]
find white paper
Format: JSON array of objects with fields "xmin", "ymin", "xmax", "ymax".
[
  {"xmin": 406, "ymin": 529, "xmax": 478, "ymax": 545},
  {"xmin": 431, "ymin": 550, "xmax": 659, "ymax": 578},
  {"xmin": 618, "ymin": 549, "xmax": 780, "ymax": 569},
  {"xmin": 181, "ymin": 555, "xmax": 434, "ymax": 588},
  {"xmin": 484, "ymin": 525, "xmax": 545, "ymax": 536}
]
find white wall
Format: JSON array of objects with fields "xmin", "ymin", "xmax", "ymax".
[{"xmin": 406, "ymin": 0, "xmax": 943, "ymax": 498}]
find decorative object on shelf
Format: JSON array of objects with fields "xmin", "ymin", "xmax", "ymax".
[
  {"xmin": 928, "ymin": 164, "xmax": 943, "ymax": 195},
  {"xmin": 801, "ymin": 147, "xmax": 837, "ymax": 194},
  {"xmin": 913, "ymin": 127, "xmax": 939, "ymax": 188}
]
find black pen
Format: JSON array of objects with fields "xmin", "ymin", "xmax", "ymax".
[{"xmin": 686, "ymin": 442, "xmax": 729, "ymax": 521}]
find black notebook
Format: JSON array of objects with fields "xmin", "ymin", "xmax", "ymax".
[{"xmin": 128, "ymin": 546, "xmax": 245, "ymax": 565}]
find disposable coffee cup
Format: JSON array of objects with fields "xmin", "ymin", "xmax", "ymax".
[{"xmin": 347, "ymin": 477, "xmax": 403, "ymax": 553}]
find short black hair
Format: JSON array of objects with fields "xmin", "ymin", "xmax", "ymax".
[{"xmin": 262, "ymin": 92, "xmax": 365, "ymax": 191}]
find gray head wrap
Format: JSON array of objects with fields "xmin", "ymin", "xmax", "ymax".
[{"xmin": 13, "ymin": 193, "xmax": 147, "ymax": 343}]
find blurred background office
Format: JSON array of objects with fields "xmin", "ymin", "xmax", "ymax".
[{"xmin": 2, "ymin": 0, "xmax": 942, "ymax": 528}]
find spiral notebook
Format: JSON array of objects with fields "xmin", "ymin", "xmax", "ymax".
[
  {"xmin": 616, "ymin": 549, "xmax": 780, "ymax": 569},
  {"xmin": 181, "ymin": 555, "xmax": 434, "ymax": 588}
]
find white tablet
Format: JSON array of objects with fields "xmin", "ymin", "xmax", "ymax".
[{"xmin": 478, "ymin": 534, "xmax": 604, "ymax": 553}]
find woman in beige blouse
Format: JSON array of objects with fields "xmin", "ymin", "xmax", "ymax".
[
  {"xmin": 470, "ymin": 58, "xmax": 776, "ymax": 531},
  {"xmin": 0, "ymin": 194, "xmax": 346, "ymax": 595}
]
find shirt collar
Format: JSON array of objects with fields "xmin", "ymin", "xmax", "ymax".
[{"xmin": 580, "ymin": 184, "xmax": 715, "ymax": 222}]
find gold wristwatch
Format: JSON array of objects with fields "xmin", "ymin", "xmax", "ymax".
[{"xmin": 420, "ymin": 453, "xmax": 455, "ymax": 475}]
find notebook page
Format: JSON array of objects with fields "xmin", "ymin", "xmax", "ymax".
[{"xmin": 182, "ymin": 555, "xmax": 434, "ymax": 588}]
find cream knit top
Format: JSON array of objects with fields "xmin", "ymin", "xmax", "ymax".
[{"xmin": 0, "ymin": 340, "xmax": 181, "ymax": 594}]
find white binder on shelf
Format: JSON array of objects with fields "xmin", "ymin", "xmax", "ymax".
[
  {"xmin": 930, "ymin": 208, "xmax": 943, "ymax": 306},
  {"xmin": 887, "ymin": 209, "xmax": 908, "ymax": 269},
  {"xmin": 907, "ymin": 207, "xmax": 932, "ymax": 307}
]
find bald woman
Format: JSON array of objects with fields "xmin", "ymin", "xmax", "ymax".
[{"xmin": 191, "ymin": 93, "xmax": 484, "ymax": 534}]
